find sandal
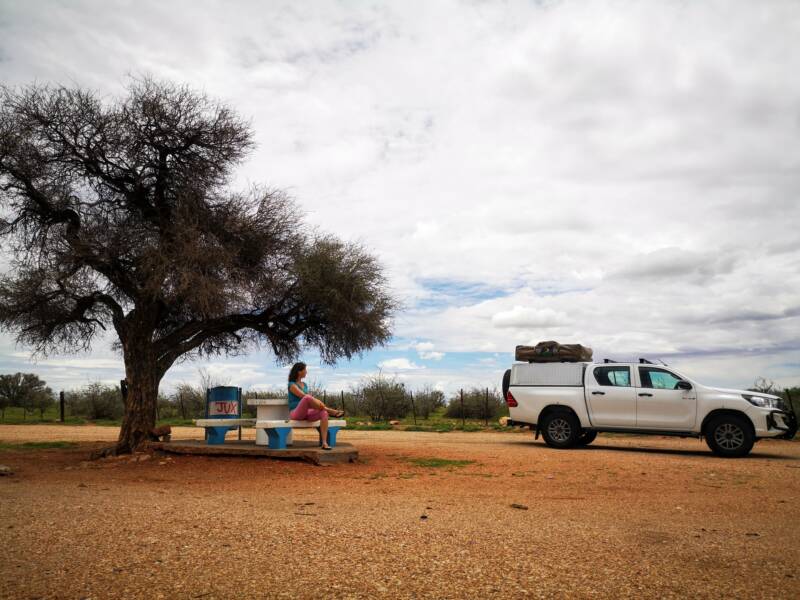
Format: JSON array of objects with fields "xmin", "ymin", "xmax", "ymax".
[{"xmin": 330, "ymin": 409, "xmax": 345, "ymax": 418}]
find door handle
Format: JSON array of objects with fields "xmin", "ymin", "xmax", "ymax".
[
  {"xmin": 591, "ymin": 391, "xmax": 605, "ymax": 395},
  {"xmin": 638, "ymin": 393, "xmax": 653, "ymax": 397}
]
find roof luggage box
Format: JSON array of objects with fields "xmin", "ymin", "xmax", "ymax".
[{"xmin": 515, "ymin": 341, "xmax": 593, "ymax": 363}]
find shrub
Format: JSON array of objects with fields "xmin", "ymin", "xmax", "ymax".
[
  {"xmin": 783, "ymin": 387, "xmax": 800, "ymax": 417},
  {"xmin": 67, "ymin": 383, "xmax": 124, "ymax": 420},
  {"xmin": 445, "ymin": 387, "xmax": 505, "ymax": 420},
  {"xmin": 30, "ymin": 388, "xmax": 54, "ymax": 419},
  {"xmin": 354, "ymin": 373, "xmax": 409, "ymax": 421},
  {"xmin": 172, "ymin": 383, "xmax": 208, "ymax": 419},
  {"xmin": 411, "ymin": 386, "xmax": 446, "ymax": 419}
]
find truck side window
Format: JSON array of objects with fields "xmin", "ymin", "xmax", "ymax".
[
  {"xmin": 639, "ymin": 367, "xmax": 682, "ymax": 390},
  {"xmin": 594, "ymin": 366, "xmax": 630, "ymax": 387}
]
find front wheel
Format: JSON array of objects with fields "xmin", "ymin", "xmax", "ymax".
[
  {"xmin": 540, "ymin": 411, "xmax": 581, "ymax": 449},
  {"xmin": 705, "ymin": 415, "xmax": 755, "ymax": 458},
  {"xmin": 577, "ymin": 430, "xmax": 598, "ymax": 446}
]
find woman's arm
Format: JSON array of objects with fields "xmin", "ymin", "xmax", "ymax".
[
  {"xmin": 290, "ymin": 383, "xmax": 319, "ymax": 403},
  {"xmin": 290, "ymin": 383, "xmax": 327, "ymax": 410}
]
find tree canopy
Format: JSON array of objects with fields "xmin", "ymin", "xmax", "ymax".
[
  {"xmin": 0, "ymin": 77, "xmax": 396, "ymax": 452},
  {"xmin": 0, "ymin": 372, "xmax": 52, "ymax": 419}
]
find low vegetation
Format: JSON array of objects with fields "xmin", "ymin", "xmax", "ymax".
[
  {"xmin": 405, "ymin": 457, "xmax": 476, "ymax": 468},
  {"xmin": 1, "ymin": 372, "xmax": 796, "ymax": 438},
  {"xmin": 0, "ymin": 441, "xmax": 77, "ymax": 450}
]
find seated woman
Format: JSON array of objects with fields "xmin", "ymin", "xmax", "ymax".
[{"xmin": 287, "ymin": 362, "xmax": 344, "ymax": 450}]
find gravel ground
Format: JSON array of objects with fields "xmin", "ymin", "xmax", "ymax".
[{"xmin": 1, "ymin": 425, "xmax": 799, "ymax": 599}]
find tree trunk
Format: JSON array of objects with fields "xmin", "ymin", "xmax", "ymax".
[{"xmin": 115, "ymin": 343, "xmax": 161, "ymax": 454}]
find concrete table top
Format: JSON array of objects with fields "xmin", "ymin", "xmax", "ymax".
[{"xmin": 246, "ymin": 398, "xmax": 287, "ymax": 406}]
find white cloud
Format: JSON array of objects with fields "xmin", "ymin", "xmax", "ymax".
[
  {"xmin": 611, "ymin": 248, "xmax": 738, "ymax": 283},
  {"xmin": 378, "ymin": 358, "xmax": 423, "ymax": 371},
  {"xmin": 0, "ymin": 0, "xmax": 798, "ymax": 392},
  {"xmin": 414, "ymin": 341, "xmax": 445, "ymax": 361},
  {"xmin": 491, "ymin": 306, "xmax": 569, "ymax": 329}
]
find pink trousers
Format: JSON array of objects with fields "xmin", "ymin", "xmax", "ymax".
[{"xmin": 290, "ymin": 395, "xmax": 328, "ymax": 422}]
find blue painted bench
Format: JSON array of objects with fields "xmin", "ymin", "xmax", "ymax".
[
  {"xmin": 194, "ymin": 418, "xmax": 256, "ymax": 445},
  {"xmin": 254, "ymin": 419, "xmax": 347, "ymax": 449}
]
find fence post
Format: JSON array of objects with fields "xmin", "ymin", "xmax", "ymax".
[
  {"xmin": 377, "ymin": 384, "xmax": 386, "ymax": 422},
  {"xmin": 460, "ymin": 389, "xmax": 465, "ymax": 429},
  {"xmin": 204, "ymin": 388, "xmax": 209, "ymax": 441},
  {"xmin": 485, "ymin": 387, "xmax": 489, "ymax": 427},
  {"xmin": 410, "ymin": 391, "xmax": 417, "ymax": 425},
  {"xmin": 178, "ymin": 390, "xmax": 186, "ymax": 420},
  {"xmin": 340, "ymin": 390, "xmax": 345, "ymax": 413},
  {"xmin": 59, "ymin": 390, "xmax": 65, "ymax": 422},
  {"xmin": 786, "ymin": 388, "xmax": 796, "ymax": 418}
]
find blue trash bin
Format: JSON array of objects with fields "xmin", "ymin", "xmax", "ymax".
[{"xmin": 204, "ymin": 386, "xmax": 242, "ymax": 444}]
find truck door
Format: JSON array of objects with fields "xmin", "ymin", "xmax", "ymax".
[
  {"xmin": 585, "ymin": 366, "xmax": 636, "ymax": 427},
  {"xmin": 635, "ymin": 367, "xmax": 697, "ymax": 430}
]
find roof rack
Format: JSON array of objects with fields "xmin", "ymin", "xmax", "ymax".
[
  {"xmin": 603, "ymin": 358, "xmax": 616, "ymax": 363},
  {"xmin": 639, "ymin": 358, "xmax": 655, "ymax": 364}
]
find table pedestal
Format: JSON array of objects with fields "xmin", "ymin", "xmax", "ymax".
[{"xmin": 247, "ymin": 399, "xmax": 293, "ymax": 446}]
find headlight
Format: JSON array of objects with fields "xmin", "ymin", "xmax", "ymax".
[{"xmin": 742, "ymin": 394, "xmax": 784, "ymax": 409}]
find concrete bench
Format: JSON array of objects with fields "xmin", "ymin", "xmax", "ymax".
[
  {"xmin": 255, "ymin": 419, "xmax": 346, "ymax": 450},
  {"xmin": 194, "ymin": 418, "xmax": 256, "ymax": 445}
]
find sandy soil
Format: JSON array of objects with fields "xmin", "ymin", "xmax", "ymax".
[{"xmin": 1, "ymin": 425, "xmax": 799, "ymax": 599}]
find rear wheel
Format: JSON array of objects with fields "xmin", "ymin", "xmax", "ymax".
[
  {"xmin": 540, "ymin": 411, "xmax": 581, "ymax": 449},
  {"xmin": 577, "ymin": 430, "xmax": 598, "ymax": 446},
  {"xmin": 705, "ymin": 414, "xmax": 754, "ymax": 458}
]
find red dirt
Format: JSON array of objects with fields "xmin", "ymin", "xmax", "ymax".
[{"xmin": 1, "ymin": 426, "xmax": 799, "ymax": 599}]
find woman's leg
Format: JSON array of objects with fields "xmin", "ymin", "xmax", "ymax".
[
  {"xmin": 290, "ymin": 395, "xmax": 324, "ymax": 420},
  {"xmin": 305, "ymin": 408, "xmax": 330, "ymax": 447}
]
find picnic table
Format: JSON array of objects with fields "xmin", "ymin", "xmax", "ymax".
[{"xmin": 193, "ymin": 391, "xmax": 346, "ymax": 449}]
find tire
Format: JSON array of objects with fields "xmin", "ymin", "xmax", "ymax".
[
  {"xmin": 502, "ymin": 369, "xmax": 511, "ymax": 399},
  {"xmin": 577, "ymin": 430, "xmax": 598, "ymax": 446},
  {"xmin": 540, "ymin": 410, "xmax": 581, "ymax": 449},
  {"xmin": 705, "ymin": 414, "xmax": 755, "ymax": 458}
]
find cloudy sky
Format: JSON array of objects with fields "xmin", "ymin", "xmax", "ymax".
[{"xmin": 1, "ymin": 0, "xmax": 799, "ymax": 395}]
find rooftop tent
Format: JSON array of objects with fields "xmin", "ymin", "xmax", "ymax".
[{"xmin": 515, "ymin": 341, "xmax": 593, "ymax": 363}]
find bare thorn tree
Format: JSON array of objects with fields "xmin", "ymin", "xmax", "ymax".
[{"xmin": 0, "ymin": 77, "xmax": 396, "ymax": 454}]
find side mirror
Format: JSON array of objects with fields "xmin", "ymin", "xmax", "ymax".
[{"xmin": 676, "ymin": 381, "xmax": 692, "ymax": 391}]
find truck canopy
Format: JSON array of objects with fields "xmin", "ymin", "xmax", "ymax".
[{"xmin": 511, "ymin": 362, "xmax": 587, "ymax": 387}]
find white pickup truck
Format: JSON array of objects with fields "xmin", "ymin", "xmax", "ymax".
[{"xmin": 502, "ymin": 360, "xmax": 796, "ymax": 457}]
